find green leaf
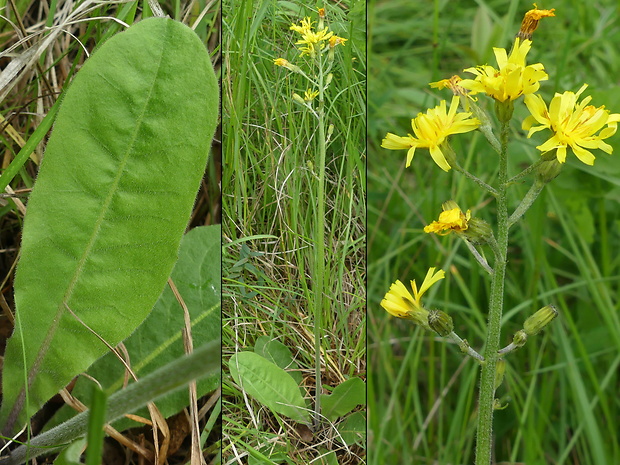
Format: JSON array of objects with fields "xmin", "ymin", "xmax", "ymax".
[
  {"xmin": 1, "ymin": 17, "xmax": 218, "ymax": 432},
  {"xmin": 336, "ymin": 411, "xmax": 366, "ymax": 446},
  {"xmin": 317, "ymin": 449, "xmax": 339, "ymax": 465},
  {"xmin": 48, "ymin": 225, "xmax": 221, "ymax": 431},
  {"xmin": 85, "ymin": 387, "xmax": 107, "ymax": 465},
  {"xmin": 6, "ymin": 341, "xmax": 220, "ymax": 465},
  {"xmin": 53, "ymin": 439, "xmax": 86, "ymax": 465},
  {"xmin": 229, "ymin": 352, "xmax": 311, "ymax": 425},
  {"xmin": 254, "ymin": 336, "xmax": 303, "ymax": 385},
  {"xmin": 320, "ymin": 377, "xmax": 365, "ymax": 422}
]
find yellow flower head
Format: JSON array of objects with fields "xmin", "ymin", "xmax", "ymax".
[
  {"xmin": 381, "ymin": 96, "xmax": 480, "ymax": 171},
  {"xmin": 290, "ymin": 17, "xmax": 333, "ymax": 57},
  {"xmin": 329, "ymin": 35, "xmax": 348, "ymax": 48},
  {"xmin": 380, "ymin": 268, "xmax": 446, "ymax": 327},
  {"xmin": 460, "ymin": 38, "xmax": 548, "ymax": 102},
  {"xmin": 318, "ymin": 8, "xmax": 326, "ymax": 19},
  {"xmin": 424, "ymin": 201, "xmax": 471, "ymax": 235},
  {"xmin": 522, "ymin": 84, "xmax": 620, "ymax": 165},
  {"xmin": 429, "ymin": 75, "xmax": 467, "ymax": 96},
  {"xmin": 273, "ymin": 57, "xmax": 301, "ymax": 73},
  {"xmin": 304, "ymin": 88, "xmax": 319, "ymax": 101},
  {"xmin": 518, "ymin": 4, "xmax": 556, "ymax": 40},
  {"xmin": 290, "ymin": 17, "xmax": 313, "ymax": 35}
]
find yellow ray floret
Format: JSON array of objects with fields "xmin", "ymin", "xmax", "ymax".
[
  {"xmin": 523, "ymin": 84, "xmax": 620, "ymax": 165},
  {"xmin": 381, "ymin": 96, "xmax": 480, "ymax": 171}
]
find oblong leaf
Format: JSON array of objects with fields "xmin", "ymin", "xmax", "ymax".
[
  {"xmin": 320, "ymin": 377, "xmax": 365, "ymax": 421},
  {"xmin": 254, "ymin": 336, "xmax": 303, "ymax": 384},
  {"xmin": 48, "ymin": 225, "xmax": 221, "ymax": 431},
  {"xmin": 1, "ymin": 17, "xmax": 218, "ymax": 432},
  {"xmin": 229, "ymin": 352, "xmax": 310, "ymax": 425}
]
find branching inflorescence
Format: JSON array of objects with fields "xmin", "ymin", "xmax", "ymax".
[{"xmin": 379, "ymin": 4, "xmax": 619, "ymax": 464}]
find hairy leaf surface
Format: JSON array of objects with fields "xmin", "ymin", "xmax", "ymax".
[
  {"xmin": 49, "ymin": 226, "xmax": 221, "ymax": 431},
  {"xmin": 1, "ymin": 17, "xmax": 218, "ymax": 431}
]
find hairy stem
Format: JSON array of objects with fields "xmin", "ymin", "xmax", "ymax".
[
  {"xmin": 313, "ymin": 53, "xmax": 327, "ymax": 426},
  {"xmin": 2, "ymin": 341, "xmax": 220, "ymax": 465},
  {"xmin": 475, "ymin": 120, "xmax": 510, "ymax": 465}
]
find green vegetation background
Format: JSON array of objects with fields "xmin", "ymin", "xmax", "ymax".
[
  {"xmin": 222, "ymin": 0, "xmax": 366, "ymax": 463},
  {"xmin": 368, "ymin": 0, "xmax": 620, "ymax": 463}
]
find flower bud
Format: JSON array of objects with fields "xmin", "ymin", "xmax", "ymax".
[
  {"xmin": 494, "ymin": 358, "xmax": 506, "ymax": 390},
  {"xmin": 325, "ymin": 73, "xmax": 333, "ymax": 87},
  {"xmin": 327, "ymin": 124, "xmax": 334, "ymax": 141},
  {"xmin": 292, "ymin": 93, "xmax": 306, "ymax": 106},
  {"xmin": 535, "ymin": 152, "xmax": 564, "ymax": 183},
  {"xmin": 512, "ymin": 329, "xmax": 528, "ymax": 348},
  {"xmin": 428, "ymin": 309, "xmax": 454, "ymax": 336},
  {"xmin": 273, "ymin": 58, "xmax": 302, "ymax": 74},
  {"xmin": 493, "ymin": 398, "xmax": 509, "ymax": 410},
  {"xmin": 523, "ymin": 305, "xmax": 558, "ymax": 336},
  {"xmin": 468, "ymin": 100, "xmax": 501, "ymax": 153}
]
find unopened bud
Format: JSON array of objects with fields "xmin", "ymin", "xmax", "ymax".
[
  {"xmin": 292, "ymin": 93, "xmax": 306, "ymax": 106},
  {"xmin": 523, "ymin": 305, "xmax": 558, "ymax": 336},
  {"xmin": 273, "ymin": 58, "xmax": 301, "ymax": 74},
  {"xmin": 428, "ymin": 310, "xmax": 454, "ymax": 336},
  {"xmin": 535, "ymin": 152, "xmax": 563, "ymax": 183},
  {"xmin": 325, "ymin": 73, "xmax": 333, "ymax": 87},
  {"xmin": 512, "ymin": 330, "xmax": 528, "ymax": 348},
  {"xmin": 494, "ymin": 359, "xmax": 506, "ymax": 390},
  {"xmin": 493, "ymin": 398, "xmax": 509, "ymax": 410},
  {"xmin": 327, "ymin": 124, "xmax": 334, "ymax": 141}
]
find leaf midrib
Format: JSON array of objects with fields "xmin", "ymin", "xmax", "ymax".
[{"xmin": 22, "ymin": 20, "xmax": 173, "ymax": 406}]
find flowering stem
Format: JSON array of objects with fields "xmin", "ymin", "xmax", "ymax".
[
  {"xmin": 312, "ymin": 53, "xmax": 327, "ymax": 427},
  {"xmin": 448, "ymin": 331, "xmax": 485, "ymax": 363},
  {"xmin": 463, "ymin": 240, "xmax": 493, "ymax": 274},
  {"xmin": 506, "ymin": 157, "xmax": 546, "ymax": 185},
  {"xmin": 453, "ymin": 162, "xmax": 498, "ymax": 196},
  {"xmin": 475, "ymin": 119, "xmax": 510, "ymax": 465},
  {"xmin": 497, "ymin": 341, "xmax": 522, "ymax": 355},
  {"xmin": 508, "ymin": 180, "xmax": 545, "ymax": 228}
]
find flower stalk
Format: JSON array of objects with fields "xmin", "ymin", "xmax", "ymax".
[
  {"xmin": 312, "ymin": 50, "xmax": 327, "ymax": 426},
  {"xmin": 474, "ymin": 119, "xmax": 510, "ymax": 465},
  {"xmin": 274, "ymin": 10, "xmax": 348, "ymax": 427}
]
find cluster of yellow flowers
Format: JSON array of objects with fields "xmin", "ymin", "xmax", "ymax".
[
  {"xmin": 274, "ymin": 10, "xmax": 347, "ymax": 61},
  {"xmin": 381, "ymin": 5, "xmax": 619, "ymax": 172},
  {"xmin": 272, "ymin": 9, "xmax": 348, "ymax": 107},
  {"xmin": 380, "ymin": 4, "xmax": 620, "ymax": 322}
]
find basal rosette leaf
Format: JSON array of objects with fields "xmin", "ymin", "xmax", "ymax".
[{"xmin": 1, "ymin": 17, "xmax": 219, "ymax": 432}]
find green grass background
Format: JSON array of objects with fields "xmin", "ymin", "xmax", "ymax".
[
  {"xmin": 222, "ymin": 0, "xmax": 366, "ymax": 463},
  {"xmin": 368, "ymin": 0, "xmax": 620, "ymax": 464}
]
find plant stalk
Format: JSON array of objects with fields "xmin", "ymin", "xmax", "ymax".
[
  {"xmin": 475, "ymin": 120, "xmax": 510, "ymax": 465},
  {"xmin": 312, "ymin": 52, "xmax": 327, "ymax": 426}
]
